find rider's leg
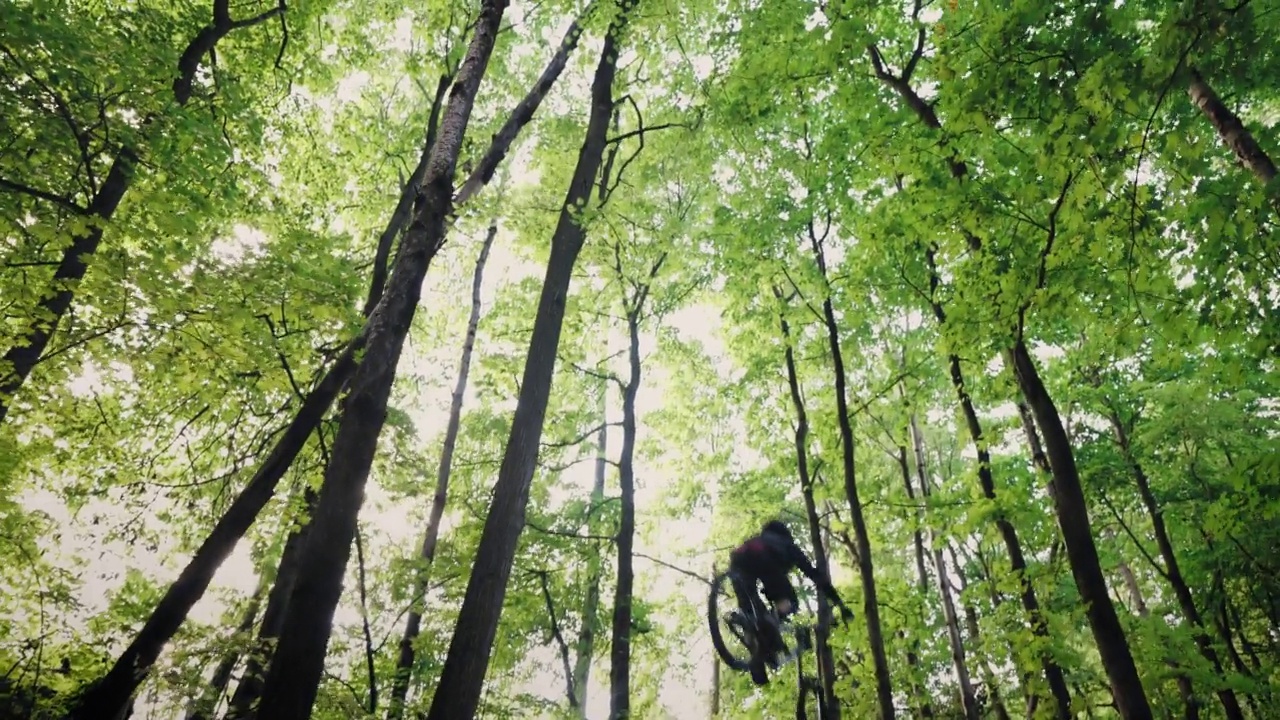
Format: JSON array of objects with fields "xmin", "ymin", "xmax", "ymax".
[
  {"xmin": 728, "ymin": 569, "xmax": 757, "ymax": 619},
  {"xmin": 762, "ymin": 574, "xmax": 798, "ymax": 618},
  {"xmin": 759, "ymin": 574, "xmax": 792, "ymax": 643},
  {"xmin": 762, "ymin": 575, "xmax": 809, "ymax": 653}
]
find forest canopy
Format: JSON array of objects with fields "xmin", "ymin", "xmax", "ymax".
[{"xmin": 1, "ymin": 0, "xmax": 1277, "ymax": 718}]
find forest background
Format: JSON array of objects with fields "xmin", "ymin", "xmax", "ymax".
[{"xmin": 1, "ymin": 0, "xmax": 1278, "ymax": 719}]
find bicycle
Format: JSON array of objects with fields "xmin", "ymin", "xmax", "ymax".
[{"xmin": 706, "ymin": 569, "xmax": 816, "ymax": 681}]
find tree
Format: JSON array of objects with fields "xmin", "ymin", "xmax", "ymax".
[
  {"xmin": 0, "ymin": 0, "xmax": 291, "ymax": 427},
  {"xmin": 250, "ymin": 1, "xmax": 511, "ymax": 715},
  {"xmin": 425, "ymin": 2, "xmax": 637, "ymax": 716}
]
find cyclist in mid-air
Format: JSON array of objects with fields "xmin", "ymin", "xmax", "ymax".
[{"xmin": 727, "ymin": 519, "xmax": 853, "ymax": 684}]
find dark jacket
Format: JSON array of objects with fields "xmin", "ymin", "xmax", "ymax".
[{"xmin": 736, "ymin": 528, "xmax": 843, "ymax": 605}]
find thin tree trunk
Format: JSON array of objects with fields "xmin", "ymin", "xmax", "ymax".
[
  {"xmin": 384, "ymin": 222, "xmax": 497, "ymax": 720},
  {"xmin": 1106, "ymin": 408, "xmax": 1241, "ymax": 720},
  {"xmin": 709, "ymin": 613, "xmax": 721, "ymax": 719},
  {"xmin": 807, "ymin": 227, "xmax": 894, "ymax": 719},
  {"xmin": 609, "ymin": 310, "xmax": 643, "ymax": 720},
  {"xmin": 952, "ymin": 542, "xmax": 1037, "ymax": 714},
  {"xmin": 909, "ymin": 416, "xmax": 978, "ymax": 720},
  {"xmin": 424, "ymin": 4, "xmax": 633, "ymax": 716},
  {"xmin": 223, "ymin": 486, "xmax": 317, "ymax": 720},
  {"xmin": 1227, "ymin": 601, "xmax": 1263, "ymax": 674},
  {"xmin": 1118, "ymin": 561, "xmax": 1149, "ymax": 618},
  {"xmin": 0, "ymin": 155, "xmax": 133, "ymax": 427},
  {"xmin": 777, "ymin": 292, "xmax": 841, "ymax": 719},
  {"xmin": 183, "ymin": 580, "xmax": 267, "ymax": 720},
  {"xmin": 0, "ymin": 0, "xmax": 285, "ymax": 427},
  {"xmin": 1009, "ymin": 341, "xmax": 1153, "ymax": 720},
  {"xmin": 571, "ymin": 389, "xmax": 609, "ymax": 717},
  {"xmin": 251, "ymin": 3, "xmax": 508, "ymax": 716},
  {"xmin": 867, "ymin": 42, "xmax": 1076, "ymax": 714},
  {"xmin": 954, "ymin": 567, "xmax": 1012, "ymax": 720}
]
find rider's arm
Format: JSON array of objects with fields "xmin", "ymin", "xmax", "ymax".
[{"xmin": 786, "ymin": 541, "xmax": 847, "ymax": 608}]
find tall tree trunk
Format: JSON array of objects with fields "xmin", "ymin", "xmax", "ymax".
[
  {"xmin": 223, "ymin": 487, "xmax": 318, "ymax": 720},
  {"xmin": 69, "ymin": 350, "xmax": 356, "ymax": 720},
  {"xmin": 183, "ymin": 579, "xmax": 267, "ymax": 720},
  {"xmin": 807, "ymin": 228, "xmax": 895, "ymax": 719},
  {"xmin": 868, "ymin": 43, "xmax": 1076, "ymax": 714},
  {"xmin": 1187, "ymin": 68, "xmax": 1278, "ymax": 206},
  {"xmin": 1009, "ymin": 341, "xmax": 1153, "ymax": 720},
  {"xmin": 1106, "ymin": 407, "xmax": 1242, "ymax": 720},
  {"xmin": 424, "ymin": 4, "xmax": 633, "ymax": 716},
  {"xmin": 1226, "ymin": 601, "xmax": 1263, "ymax": 674},
  {"xmin": 571, "ymin": 390, "xmax": 609, "ymax": 718},
  {"xmin": 920, "ymin": 269, "xmax": 1072, "ymax": 719},
  {"xmin": 66, "ymin": 7, "xmax": 542, "ymax": 714},
  {"xmin": 952, "ymin": 542, "xmax": 1038, "ymax": 715},
  {"xmin": 909, "ymin": 416, "xmax": 978, "ymax": 720},
  {"xmin": 777, "ymin": 293, "xmax": 841, "ymax": 719},
  {"xmin": 1115, "ymin": 556, "xmax": 1198, "ymax": 720},
  {"xmin": 384, "ymin": 223, "xmax": 497, "ymax": 720},
  {"xmin": 1117, "ymin": 560, "xmax": 1149, "ymax": 618},
  {"xmin": 251, "ymin": 3, "xmax": 508, "ymax": 716},
  {"xmin": 609, "ymin": 311, "xmax": 643, "ymax": 720},
  {"xmin": 893, "ymin": 445, "xmax": 934, "ymax": 720},
  {"xmin": 0, "ymin": 1, "xmax": 286, "ymax": 427}
]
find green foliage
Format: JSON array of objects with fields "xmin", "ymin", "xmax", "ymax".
[{"xmin": 1, "ymin": 0, "xmax": 1277, "ymax": 717}]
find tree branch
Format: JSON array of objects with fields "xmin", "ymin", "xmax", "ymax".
[
  {"xmin": 541, "ymin": 421, "xmax": 623, "ymax": 450},
  {"xmin": 567, "ymin": 360, "xmax": 626, "ymax": 390},
  {"xmin": 633, "ymin": 551, "xmax": 711, "ymax": 587},
  {"xmin": 535, "ymin": 570, "xmax": 578, "ymax": 708},
  {"xmin": 1098, "ymin": 491, "xmax": 1170, "ymax": 582},
  {"xmin": 0, "ymin": 177, "xmax": 86, "ymax": 213},
  {"xmin": 526, "ymin": 519, "xmax": 616, "ymax": 543}
]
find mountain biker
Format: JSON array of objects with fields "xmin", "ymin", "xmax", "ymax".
[{"xmin": 728, "ymin": 519, "xmax": 854, "ymax": 683}]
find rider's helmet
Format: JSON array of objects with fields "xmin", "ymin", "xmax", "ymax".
[{"xmin": 762, "ymin": 519, "xmax": 792, "ymax": 538}]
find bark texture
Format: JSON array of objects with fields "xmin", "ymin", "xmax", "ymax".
[
  {"xmin": 1187, "ymin": 69, "xmax": 1278, "ymax": 196},
  {"xmin": 223, "ymin": 487, "xmax": 317, "ymax": 720},
  {"xmin": 424, "ymin": 4, "xmax": 632, "ymax": 716},
  {"xmin": 251, "ymin": 2, "xmax": 509, "ymax": 715},
  {"xmin": 453, "ymin": 7, "xmax": 592, "ymax": 207},
  {"xmin": 1010, "ymin": 342, "xmax": 1153, "ymax": 720}
]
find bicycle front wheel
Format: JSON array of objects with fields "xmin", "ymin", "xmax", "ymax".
[{"xmin": 707, "ymin": 571, "xmax": 754, "ymax": 672}]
